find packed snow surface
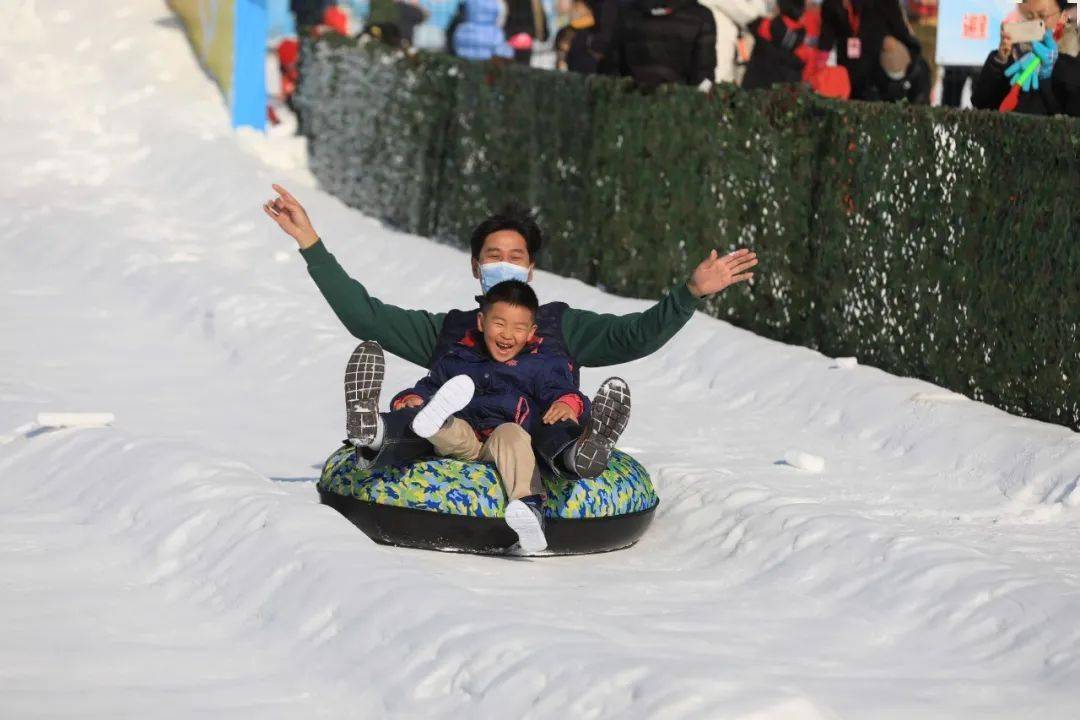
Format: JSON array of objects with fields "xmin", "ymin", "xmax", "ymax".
[{"xmin": 3, "ymin": 2, "xmax": 1080, "ymax": 718}]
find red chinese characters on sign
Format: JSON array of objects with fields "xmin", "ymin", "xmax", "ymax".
[{"xmin": 961, "ymin": 13, "xmax": 988, "ymax": 40}]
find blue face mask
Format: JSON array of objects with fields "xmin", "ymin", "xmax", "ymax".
[{"xmin": 479, "ymin": 261, "xmax": 530, "ymax": 293}]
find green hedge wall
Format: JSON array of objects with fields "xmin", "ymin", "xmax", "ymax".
[
  {"xmin": 294, "ymin": 38, "xmax": 1080, "ymax": 431},
  {"xmin": 811, "ymin": 102, "xmax": 1080, "ymax": 426}
]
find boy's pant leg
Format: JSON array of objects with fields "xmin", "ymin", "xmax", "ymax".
[
  {"xmin": 428, "ymin": 417, "xmax": 485, "ymax": 462},
  {"xmin": 531, "ymin": 418, "xmax": 586, "ymax": 480},
  {"xmin": 364, "ymin": 407, "xmax": 433, "ymax": 469},
  {"xmin": 481, "ymin": 423, "xmax": 542, "ymax": 500}
]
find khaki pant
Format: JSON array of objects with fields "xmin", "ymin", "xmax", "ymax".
[{"xmin": 429, "ymin": 419, "xmax": 541, "ymax": 500}]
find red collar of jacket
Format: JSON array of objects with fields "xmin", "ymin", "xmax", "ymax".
[{"xmin": 458, "ymin": 329, "xmax": 543, "ymax": 355}]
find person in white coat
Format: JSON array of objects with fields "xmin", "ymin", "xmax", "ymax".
[{"xmin": 696, "ymin": 0, "xmax": 770, "ymax": 82}]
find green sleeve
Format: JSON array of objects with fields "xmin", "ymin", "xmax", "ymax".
[
  {"xmin": 562, "ymin": 283, "xmax": 701, "ymax": 367},
  {"xmin": 300, "ymin": 240, "xmax": 445, "ymax": 368}
]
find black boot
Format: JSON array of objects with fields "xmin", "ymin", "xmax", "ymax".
[
  {"xmin": 570, "ymin": 377, "xmax": 631, "ymax": 478},
  {"xmin": 344, "ymin": 341, "xmax": 384, "ymax": 447}
]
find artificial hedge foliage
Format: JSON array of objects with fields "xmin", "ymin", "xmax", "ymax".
[
  {"xmin": 432, "ymin": 61, "xmax": 601, "ymax": 285},
  {"xmin": 295, "ymin": 38, "xmax": 1079, "ymax": 430},
  {"xmin": 295, "ymin": 36, "xmax": 457, "ymax": 235},
  {"xmin": 586, "ymin": 81, "xmax": 821, "ymax": 344},
  {"xmin": 813, "ymin": 103, "xmax": 1080, "ymax": 426}
]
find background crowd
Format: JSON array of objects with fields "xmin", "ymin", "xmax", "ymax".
[{"xmin": 284, "ymin": 0, "xmax": 1080, "ymax": 117}]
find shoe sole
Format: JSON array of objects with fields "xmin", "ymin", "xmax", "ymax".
[
  {"xmin": 344, "ymin": 341, "xmax": 385, "ymax": 446},
  {"xmin": 504, "ymin": 499, "xmax": 548, "ymax": 553},
  {"xmin": 410, "ymin": 375, "xmax": 475, "ymax": 439},
  {"xmin": 574, "ymin": 377, "xmax": 631, "ymax": 478}
]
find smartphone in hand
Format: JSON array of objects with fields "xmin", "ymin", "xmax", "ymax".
[{"xmin": 1003, "ymin": 19, "xmax": 1046, "ymax": 44}]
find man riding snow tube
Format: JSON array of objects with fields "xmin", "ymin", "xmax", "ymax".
[{"xmin": 318, "ymin": 444, "xmax": 659, "ymax": 555}]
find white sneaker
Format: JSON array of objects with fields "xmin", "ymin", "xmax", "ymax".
[
  {"xmin": 410, "ymin": 375, "xmax": 475, "ymax": 438},
  {"xmin": 504, "ymin": 499, "xmax": 548, "ymax": 553}
]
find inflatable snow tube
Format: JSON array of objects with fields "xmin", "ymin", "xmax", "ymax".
[{"xmin": 318, "ymin": 445, "xmax": 658, "ymax": 555}]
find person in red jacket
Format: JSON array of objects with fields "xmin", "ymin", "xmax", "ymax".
[{"xmin": 742, "ymin": 0, "xmax": 850, "ymax": 98}]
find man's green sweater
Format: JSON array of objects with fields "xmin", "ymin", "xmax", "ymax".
[{"xmin": 300, "ymin": 240, "xmax": 701, "ymax": 368}]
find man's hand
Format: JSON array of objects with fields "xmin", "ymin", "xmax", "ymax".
[
  {"xmin": 997, "ymin": 23, "xmax": 1014, "ymax": 64},
  {"xmin": 687, "ymin": 248, "xmax": 758, "ymax": 298},
  {"xmin": 543, "ymin": 401, "xmax": 578, "ymax": 425},
  {"xmin": 1032, "ymin": 30, "xmax": 1058, "ymax": 80},
  {"xmin": 263, "ymin": 184, "xmax": 320, "ymax": 249},
  {"xmin": 1005, "ymin": 52, "xmax": 1041, "ymax": 91},
  {"xmin": 392, "ymin": 394, "xmax": 425, "ymax": 411}
]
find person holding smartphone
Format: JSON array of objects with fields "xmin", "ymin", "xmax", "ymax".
[{"xmin": 972, "ymin": 0, "xmax": 1080, "ymax": 117}]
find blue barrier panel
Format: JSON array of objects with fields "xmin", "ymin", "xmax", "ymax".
[
  {"xmin": 170, "ymin": 0, "xmax": 267, "ymax": 130},
  {"xmin": 233, "ymin": 0, "xmax": 268, "ymax": 129}
]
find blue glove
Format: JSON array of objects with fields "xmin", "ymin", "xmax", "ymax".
[
  {"xmin": 1005, "ymin": 52, "xmax": 1040, "ymax": 92},
  {"xmin": 1032, "ymin": 29, "xmax": 1058, "ymax": 80}
]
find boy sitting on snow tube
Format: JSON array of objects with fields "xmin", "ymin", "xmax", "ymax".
[{"xmin": 348, "ymin": 279, "xmax": 628, "ymax": 553}]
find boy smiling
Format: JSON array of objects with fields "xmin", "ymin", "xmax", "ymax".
[{"xmin": 378, "ymin": 280, "xmax": 594, "ymax": 552}]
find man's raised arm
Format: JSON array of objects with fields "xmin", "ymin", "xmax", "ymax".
[
  {"xmin": 562, "ymin": 249, "xmax": 757, "ymax": 367},
  {"xmin": 265, "ymin": 185, "xmax": 443, "ymax": 368}
]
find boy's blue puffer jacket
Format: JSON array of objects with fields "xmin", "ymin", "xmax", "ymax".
[{"xmin": 395, "ymin": 330, "xmax": 589, "ymax": 435}]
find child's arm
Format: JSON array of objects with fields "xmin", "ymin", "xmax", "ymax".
[{"xmin": 536, "ymin": 359, "xmax": 590, "ymax": 425}]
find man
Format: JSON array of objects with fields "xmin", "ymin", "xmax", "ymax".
[
  {"xmin": 602, "ymin": 0, "xmax": 719, "ymax": 88},
  {"xmin": 972, "ymin": 0, "xmax": 1080, "ymax": 117},
  {"xmin": 263, "ymin": 184, "xmax": 758, "ymax": 478}
]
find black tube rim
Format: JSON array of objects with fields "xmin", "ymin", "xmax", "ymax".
[{"xmin": 319, "ymin": 488, "xmax": 659, "ymax": 556}]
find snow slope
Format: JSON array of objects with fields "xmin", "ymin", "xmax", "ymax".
[{"xmin": 2, "ymin": 2, "xmax": 1080, "ymax": 718}]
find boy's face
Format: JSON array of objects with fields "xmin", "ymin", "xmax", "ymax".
[{"xmin": 477, "ymin": 301, "xmax": 537, "ymax": 362}]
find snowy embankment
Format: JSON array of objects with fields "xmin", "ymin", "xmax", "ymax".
[{"xmin": 3, "ymin": 2, "xmax": 1080, "ymax": 718}]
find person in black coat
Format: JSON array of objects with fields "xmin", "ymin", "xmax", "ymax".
[
  {"xmin": 971, "ymin": 0, "xmax": 1080, "ymax": 116},
  {"xmin": 291, "ymin": 0, "xmax": 334, "ymax": 31},
  {"xmin": 505, "ymin": 0, "xmax": 551, "ymax": 65},
  {"xmin": 603, "ymin": 0, "xmax": 718, "ymax": 87},
  {"xmin": 555, "ymin": 0, "xmax": 620, "ymax": 74},
  {"xmin": 819, "ymin": 0, "xmax": 928, "ymax": 102},
  {"xmin": 741, "ymin": 0, "xmax": 808, "ymax": 90}
]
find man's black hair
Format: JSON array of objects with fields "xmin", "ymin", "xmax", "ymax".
[
  {"xmin": 469, "ymin": 203, "xmax": 543, "ymax": 260},
  {"xmin": 481, "ymin": 280, "xmax": 539, "ymax": 318}
]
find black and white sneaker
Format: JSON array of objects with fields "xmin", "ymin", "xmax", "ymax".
[
  {"xmin": 571, "ymin": 377, "xmax": 631, "ymax": 478},
  {"xmin": 505, "ymin": 496, "xmax": 547, "ymax": 553},
  {"xmin": 344, "ymin": 341, "xmax": 385, "ymax": 446},
  {"xmin": 410, "ymin": 375, "xmax": 475, "ymax": 439}
]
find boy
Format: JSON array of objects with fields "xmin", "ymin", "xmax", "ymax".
[{"xmin": 360, "ymin": 280, "xmax": 608, "ymax": 553}]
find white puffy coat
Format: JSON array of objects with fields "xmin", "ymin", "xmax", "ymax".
[{"xmin": 696, "ymin": 0, "xmax": 770, "ymax": 82}]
